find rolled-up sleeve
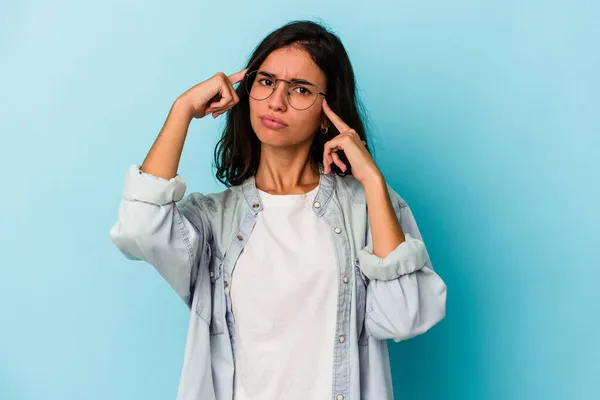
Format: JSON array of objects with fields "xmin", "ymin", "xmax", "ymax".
[
  {"xmin": 109, "ymin": 165, "xmax": 208, "ymax": 307},
  {"xmin": 358, "ymin": 232, "xmax": 428, "ymax": 281},
  {"xmin": 358, "ymin": 187, "xmax": 447, "ymax": 342}
]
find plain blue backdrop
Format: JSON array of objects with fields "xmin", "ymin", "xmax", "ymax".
[{"xmin": 1, "ymin": 1, "xmax": 598, "ymax": 399}]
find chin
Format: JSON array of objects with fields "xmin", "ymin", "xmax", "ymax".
[{"xmin": 255, "ymin": 131, "xmax": 296, "ymax": 148}]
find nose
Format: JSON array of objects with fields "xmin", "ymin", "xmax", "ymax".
[{"xmin": 267, "ymin": 81, "xmax": 288, "ymax": 112}]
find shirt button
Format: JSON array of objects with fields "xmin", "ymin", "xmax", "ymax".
[
  {"xmin": 343, "ymin": 276, "xmax": 349, "ymax": 284},
  {"xmin": 237, "ymin": 235, "xmax": 244, "ymax": 241},
  {"xmin": 252, "ymin": 203, "xmax": 259, "ymax": 209},
  {"xmin": 210, "ymin": 271, "xmax": 215, "ymax": 278},
  {"xmin": 337, "ymin": 395, "xmax": 344, "ymax": 400},
  {"xmin": 339, "ymin": 335, "xmax": 345, "ymax": 343},
  {"xmin": 224, "ymin": 281, "xmax": 229, "ymax": 288},
  {"xmin": 313, "ymin": 201, "xmax": 321, "ymax": 209},
  {"xmin": 334, "ymin": 227, "xmax": 342, "ymax": 234}
]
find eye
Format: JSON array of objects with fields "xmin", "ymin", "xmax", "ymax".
[
  {"xmin": 258, "ymin": 78, "xmax": 274, "ymax": 87},
  {"xmin": 293, "ymin": 85, "xmax": 312, "ymax": 96}
]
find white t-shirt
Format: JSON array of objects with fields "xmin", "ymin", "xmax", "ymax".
[{"xmin": 230, "ymin": 184, "xmax": 339, "ymax": 400}]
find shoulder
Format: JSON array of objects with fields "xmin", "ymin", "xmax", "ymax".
[
  {"xmin": 181, "ymin": 185, "xmax": 242, "ymax": 213},
  {"xmin": 177, "ymin": 185, "xmax": 244, "ymax": 243}
]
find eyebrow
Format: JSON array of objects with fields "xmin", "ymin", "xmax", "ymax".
[{"xmin": 258, "ymin": 70, "xmax": 315, "ymax": 86}]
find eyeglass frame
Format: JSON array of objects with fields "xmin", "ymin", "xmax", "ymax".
[{"xmin": 244, "ymin": 70, "xmax": 327, "ymax": 110}]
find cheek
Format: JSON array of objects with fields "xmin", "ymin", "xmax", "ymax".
[
  {"xmin": 248, "ymin": 98, "xmax": 260, "ymax": 118},
  {"xmin": 248, "ymin": 99, "xmax": 264, "ymax": 128},
  {"xmin": 292, "ymin": 109, "xmax": 322, "ymax": 136},
  {"xmin": 308, "ymin": 107, "xmax": 322, "ymax": 124},
  {"xmin": 304, "ymin": 109, "xmax": 322, "ymax": 130}
]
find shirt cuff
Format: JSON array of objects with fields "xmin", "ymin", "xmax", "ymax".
[
  {"xmin": 357, "ymin": 233, "xmax": 428, "ymax": 281},
  {"xmin": 122, "ymin": 165, "xmax": 187, "ymax": 205}
]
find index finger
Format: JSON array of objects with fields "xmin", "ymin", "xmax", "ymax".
[
  {"xmin": 322, "ymin": 99, "xmax": 350, "ymax": 133},
  {"xmin": 228, "ymin": 68, "xmax": 248, "ymax": 85}
]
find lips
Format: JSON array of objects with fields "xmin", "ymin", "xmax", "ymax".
[{"xmin": 261, "ymin": 115, "xmax": 288, "ymax": 129}]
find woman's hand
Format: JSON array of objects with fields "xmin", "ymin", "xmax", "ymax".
[
  {"xmin": 177, "ymin": 69, "xmax": 247, "ymax": 119},
  {"xmin": 321, "ymin": 99, "xmax": 382, "ymax": 185}
]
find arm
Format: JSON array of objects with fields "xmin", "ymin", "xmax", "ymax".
[
  {"xmin": 109, "ymin": 70, "xmax": 245, "ymax": 307},
  {"xmin": 109, "ymin": 100, "xmax": 206, "ymax": 307},
  {"xmin": 358, "ymin": 180, "xmax": 447, "ymax": 342},
  {"xmin": 317, "ymin": 99, "xmax": 446, "ymax": 341}
]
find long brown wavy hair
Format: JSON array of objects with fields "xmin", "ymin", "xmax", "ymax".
[{"xmin": 214, "ymin": 20, "xmax": 372, "ymax": 187}]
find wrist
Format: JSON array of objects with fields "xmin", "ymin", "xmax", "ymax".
[
  {"xmin": 172, "ymin": 96, "xmax": 194, "ymax": 121},
  {"xmin": 361, "ymin": 169, "xmax": 385, "ymax": 189}
]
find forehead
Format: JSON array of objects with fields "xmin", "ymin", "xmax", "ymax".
[{"xmin": 258, "ymin": 46, "xmax": 326, "ymax": 86}]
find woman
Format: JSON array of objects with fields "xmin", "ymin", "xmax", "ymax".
[{"xmin": 110, "ymin": 20, "xmax": 446, "ymax": 400}]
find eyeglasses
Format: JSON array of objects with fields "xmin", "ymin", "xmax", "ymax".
[{"xmin": 244, "ymin": 70, "xmax": 326, "ymax": 111}]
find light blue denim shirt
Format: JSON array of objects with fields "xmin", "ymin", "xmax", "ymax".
[{"xmin": 110, "ymin": 165, "xmax": 447, "ymax": 400}]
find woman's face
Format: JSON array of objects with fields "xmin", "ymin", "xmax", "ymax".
[{"xmin": 248, "ymin": 46, "xmax": 327, "ymax": 149}]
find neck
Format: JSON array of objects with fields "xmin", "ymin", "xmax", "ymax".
[{"xmin": 254, "ymin": 144, "xmax": 321, "ymax": 195}]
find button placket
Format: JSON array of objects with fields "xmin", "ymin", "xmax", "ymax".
[{"xmin": 328, "ymin": 215, "xmax": 352, "ymax": 399}]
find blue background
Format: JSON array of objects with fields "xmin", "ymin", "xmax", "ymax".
[{"xmin": 1, "ymin": 1, "xmax": 598, "ymax": 399}]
